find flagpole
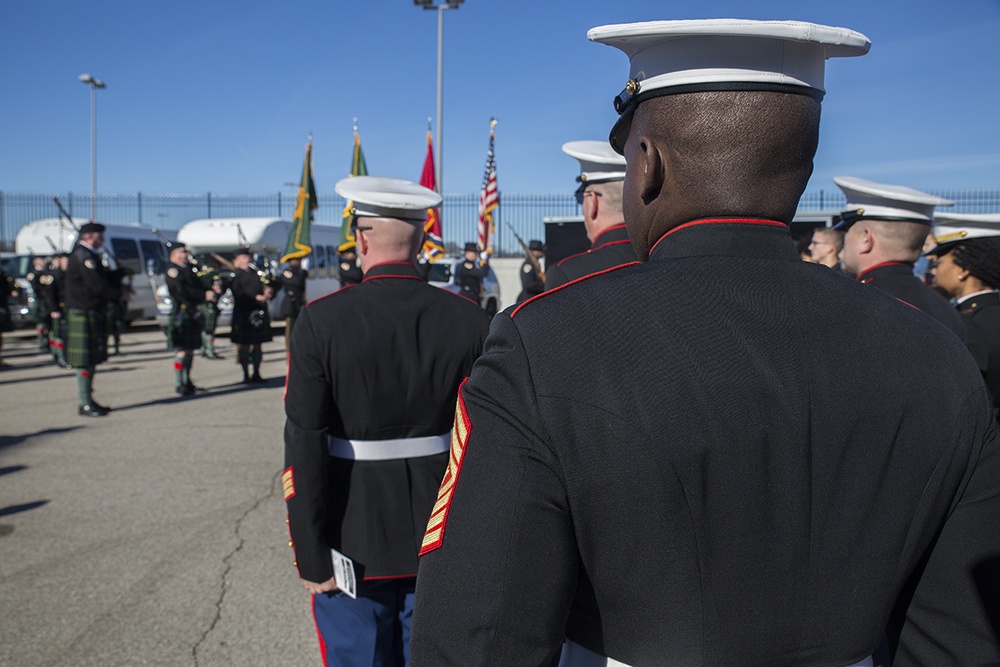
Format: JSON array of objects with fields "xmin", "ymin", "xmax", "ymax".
[{"xmin": 436, "ymin": 3, "xmax": 444, "ymax": 195}]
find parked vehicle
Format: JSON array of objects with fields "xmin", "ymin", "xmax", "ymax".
[
  {"xmin": 14, "ymin": 218, "xmax": 175, "ymax": 323},
  {"xmin": 425, "ymin": 257, "xmax": 501, "ymax": 316}
]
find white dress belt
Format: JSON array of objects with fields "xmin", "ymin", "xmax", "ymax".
[
  {"xmin": 327, "ymin": 433, "xmax": 450, "ymax": 461},
  {"xmin": 558, "ymin": 640, "xmax": 873, "ymax": 667}
]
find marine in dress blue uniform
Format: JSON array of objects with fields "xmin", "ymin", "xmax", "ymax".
[
  {"xmin": 411, "ymin": 20, "xmax": 1000, "ymax": 667},
  {"xmin": 928, "ymin": 213, "xmax": 1000, "ymax": 418},
  {"xmin": 283, "ymin": 176, "xmax": 491, "ymax": 666},
  {"xmin": 836, "ymin": 177, "xmax": 967, "ymax": 342},
  {"xmin": 544, "ymin": 141, "xmax": 636, "ymax": 291}
]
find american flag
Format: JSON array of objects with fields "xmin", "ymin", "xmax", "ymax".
[{"xmin": 477, "ymin": 119, "xmax": 499, "ymax": 255}]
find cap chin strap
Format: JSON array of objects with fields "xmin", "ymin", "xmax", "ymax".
[{"xmin": 609, "ymin": 81, "xmax": 825, "ymax": 154}]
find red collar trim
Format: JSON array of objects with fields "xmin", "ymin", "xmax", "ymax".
[
  {"xmin": 362, "ymin": 262, "xmax": 423, "ymax": 282},
  {"xmin": 856, "ymin": 261, "xmax": 910, "ymax": 284},
  {"xmin": 650, "ymin": 218, "xmax": 788, "ymax": 255},
  {"xmin": 592, "ymin": 223, "xmax": 627, "ymax": 246},
  {"xmin": 305, "ymin": 282, "xmax": 356, "ymax": 307},
  {"xmin": 511, "ymin": 260, "xmax": 640, "ymax": 318}
]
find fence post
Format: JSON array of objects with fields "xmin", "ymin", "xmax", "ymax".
[
  {"xmin": 207, "ymin": 191, "xmax": 212, "ymax": 218},
  {"xmin": 278, "ymin": 191, "xmax": 282, "ymax": 217},
  {"xmin": 137, "ymin": 191, "xmax": 142, "ymax": 224}
]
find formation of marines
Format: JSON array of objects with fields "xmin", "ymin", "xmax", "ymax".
[{"xmin": 4, "ymin": 15, "xmax": 1000, "ymax": 667}]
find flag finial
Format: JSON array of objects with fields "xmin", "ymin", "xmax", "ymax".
[
  {"xmin": 353, "ymin": 117, "xmax": 359, "ymax": 133},
  {"xmin": 427, "ymin": 116, "xmax": 432, "ymax": 132}
]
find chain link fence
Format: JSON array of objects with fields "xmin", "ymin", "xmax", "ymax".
[{"xmin": 2, "ymin": 189, "xmax": 998, "ymax": 255}]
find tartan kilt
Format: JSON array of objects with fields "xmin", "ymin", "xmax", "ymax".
[
  {"xmin": 167, "ymin": 308, "xmax": 204, "ymax": 351},
  {"xmin": 200, "ymin": 302, "xmax": 219, "ymax": 334},
  {"xmin": 230, "ymin": 307, "xmax": 273, "ymax": 344},
  {"xmin": 66, "ymin": 309, "xmax": 108, "ymax": 368}
]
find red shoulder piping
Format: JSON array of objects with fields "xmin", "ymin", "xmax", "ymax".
[{"xmin": 511, "ymin": 261, "xmax": 641, "ymax": 318}]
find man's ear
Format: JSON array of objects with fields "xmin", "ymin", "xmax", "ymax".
[
  {"xmin": 859, "ymin": 225, "xmax": 875, "ymax": 255},
  {"xmin": 634, "ymin": 136, "xmax": 664, "ymax": 204}
]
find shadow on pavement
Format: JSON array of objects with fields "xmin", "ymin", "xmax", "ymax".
[
  {"xmin": 0, "ymin": 465, "xmax": 29, "ymax": 477},
  {"xmin": 0, "ymin": 427, "xmax": 82, "ymax": 453},
  {"xmin": 112, "ymin": 378, "xmax": 286, "ymax": 412},
  {"xmin": 0, "ymin": 500, "xmax": 49, "ymax": 518}
]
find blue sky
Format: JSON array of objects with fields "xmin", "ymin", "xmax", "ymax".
[{"xmin": 2, "ymin": 0, "xmax": 999, "ymax": 199}]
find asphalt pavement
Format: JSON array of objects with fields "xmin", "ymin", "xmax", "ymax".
[{"xmin": 0, "ymin": 323, "xmax": 320, "ymax": 666}]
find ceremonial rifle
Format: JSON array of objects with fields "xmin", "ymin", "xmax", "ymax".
[{"xmin": 504, "ymin": 222, "xmax": 545, "ymax": 283}]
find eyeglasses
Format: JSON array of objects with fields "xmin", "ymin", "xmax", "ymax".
[
  {"xmin": 574, "ymin": 190, "xmax": 603, "ymax": 205},
  {"xmin": 355, "ymin": 225, "xmax": 374, "ymax": 233}
]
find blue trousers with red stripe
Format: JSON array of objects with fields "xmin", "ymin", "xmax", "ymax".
[{"xmin": 313, "ymin": 578, "xmax": 415, "ymax": 667}]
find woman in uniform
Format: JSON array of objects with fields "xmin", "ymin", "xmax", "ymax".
[{"xmin": 929, "ymin": 213, "xmax": 1000, "ymax": 417}]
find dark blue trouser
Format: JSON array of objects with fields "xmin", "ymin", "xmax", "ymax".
[{"xmin": 312, "ymin": 577, "xmax": 415, "ymax": 667}]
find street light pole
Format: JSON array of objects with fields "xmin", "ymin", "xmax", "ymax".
[
  {"xmin": 414, "ymin": 0, "xmax": 463, "ymax": 195},
  {"xmin": 78, "ymin": 74, "xmax": 106, "ymax": 221}
]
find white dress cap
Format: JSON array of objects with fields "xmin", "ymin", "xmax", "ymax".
[
  {"xmin": 929, "ymin": 212, "xmax": 1000, "ymax": 254},
  {"xmin": 587, "ymin": 19, "xmax": 871, "ymax": 153},
  {"xmin": 833, "ymin": 176, "xmax": 953, "ymax": 229},
  {"xmin": 562, "ymin": 141, "xmax": 627, "ymax": 189},
  {"xmin": 335, "ymin": 175, "xmax": 442, "ymax": 222}
]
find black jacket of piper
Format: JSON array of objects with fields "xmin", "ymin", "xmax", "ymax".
[
  {"xmin": 959, "ymin": 291, "xmax": 1000, "ymax": 415},
  {"xmin": 283, "ymin": 261, "xmax": 491, "ymax": 584},
  {"xmin": 856, "ymin": 261, "xmax": 967, "ymax": 342},
  {"xmin": 230, "ymin": 268, "xmax": 265, "ymax": 316},
  {"xmin": 544, "ymin": 222, "xmax": 636, "ymax": 291},
  {"xmin": 410, "ymin": 219, "xmax": 1000, "ymax": 667},
  {"xmin": 65, "ymin": 244, "xmax": 120, "ymax": 311},
  {"xmin": 165, "ymin": 262, "xmax": 206, "ymax": 312}
]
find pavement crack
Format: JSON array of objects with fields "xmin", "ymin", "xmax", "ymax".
[{"xmin": 192, "ymin": 469, "xmax": 282, "ymax": 666}]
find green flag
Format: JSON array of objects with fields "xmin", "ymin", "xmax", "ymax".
[
  {"xmin": 339, "ymin": 130, "xmax": 368, "ymax": 253},
  {"xmin": 281, "ymin": 141, "xmax": 317, "ymax": 263}
]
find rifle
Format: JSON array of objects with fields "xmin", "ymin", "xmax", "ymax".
[{"xmin": 504, "ymin": 222, "xmax": 545, "ymax": 284}]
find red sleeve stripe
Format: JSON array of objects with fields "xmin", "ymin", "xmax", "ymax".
[{"xmin": 419, "ymin": 379, "xmax": 472, "ymax": 556}]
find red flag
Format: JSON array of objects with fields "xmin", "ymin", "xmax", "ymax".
[{"xmin": 421, "ymin": 131, "xmax": 444, "ymax": 261}]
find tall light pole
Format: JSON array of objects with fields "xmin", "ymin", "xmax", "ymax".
[
  {"xmin": 78, "ymin": 73, "xmax": 106, "ymax": 221},
  {"xmin": 414, "ymin": 0, "xmax": 463, "ymax": 195}
]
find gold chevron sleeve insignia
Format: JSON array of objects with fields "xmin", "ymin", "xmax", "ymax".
[
  {"xmin": 420, "ymin": 382, "xmax": 472, "ymax": 556},
  {"xmin": 282, "ymin": 467, "xmax": 296, "ymax": 501}
]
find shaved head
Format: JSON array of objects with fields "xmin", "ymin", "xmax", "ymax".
[
  {"xmin": 357, "ymin": 217, "xmax": 425, "ymax": 272},
  {"xmin": 623, "ymin": 91, "xmax": 820, "ymax": 258}
]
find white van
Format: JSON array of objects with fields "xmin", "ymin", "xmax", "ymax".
[
  {"xmin": 158, "ymin": 217, "xmax": 343, "ymax": 325},
  {"xmin": 14, "ymin": 218, "xmax": 175, "ymax": 322}
]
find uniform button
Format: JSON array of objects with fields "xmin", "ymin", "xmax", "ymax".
[
  {"xmin": 285, "ymin": 518, "xmax": 290, "ymax": 524},
  {"xmin": 293, "ymin": 561, "xmax": 298, "ymax": 567},
  {"xmin": 288, "ymin": 541, "xmax": 294, "ymax": 547}
]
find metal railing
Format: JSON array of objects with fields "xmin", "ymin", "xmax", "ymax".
[{"xmin": 3, "ymin": 189, "xmax": 998, "ymax": 255}]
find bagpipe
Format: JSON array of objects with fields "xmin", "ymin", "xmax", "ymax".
[{"xmin": 53, "ymin": 196, "xmax": 134, "ymax": 300}]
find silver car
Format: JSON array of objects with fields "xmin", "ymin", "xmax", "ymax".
[{"xmin": 425, "ymin": 257, "xmax": 501, "ymax": 317}]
